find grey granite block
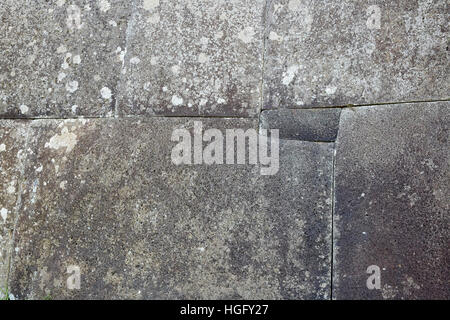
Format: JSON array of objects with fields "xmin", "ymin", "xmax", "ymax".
[
  {"xmin": 0, "ymin": 0, "xmax": 131, "ymax": 118},
  {"xmin": 260, "ymin": 109, "xmax": 341, "ymax": 141},
  {"xmin": 264, "ymin": 0, "xmax": 449, "ymax": 109},
  {"xmin": 8, "ymin": 118, "xmax": 333, "ymax": 299},
  {"xmin": 333, "ymin": 101, "xmax": 449, "ymax": 299},
  {"xmin": 0, "ymin": 121, "xmax": 29, "ymax": 294},
  {"xmin": 117, "ymin": 0, "xmax": 265, "ymax": 117}
]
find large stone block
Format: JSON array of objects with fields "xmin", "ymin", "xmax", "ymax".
[
  {"xmin": 117, "ymin": 0, "xmax": 265, "ymax": 117},
  {"xmin": 8, "ymin": 118, "xmax": 333, "ymax": 299},
  {"xmin": 0, "ymin": 0, "xmax": 131, "ymax": 118},
  {"xmin": 333, "ymin": 102, "xmax": 449, "ymax": 299},
  {"xmin": 0, "ymin": 121, "xmax": 29, "ymax": 294},
  {"xmin": 264, "ymin": 0, "xmax": 449, "ymax": 109}
]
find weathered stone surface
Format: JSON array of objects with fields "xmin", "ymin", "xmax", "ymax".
[
  {"xmin": 264, "ymin": 0, "xmax": 449, "ymax": 109},
  {"xmin": 0, "ymin": 121, "xmax": 28, "ymax": 293},
  {"xmin": 333, "ymin": 102, "xmax": 449, "ymax": 299},
  {"xmin": 8, "ymin": 118, "xmax": 332, "ymax": 299},
  {"xmin": 261, "ymin": 139, "xmax": 333, "ymax": 299},
  {"xmin": 260, "ymin": 109, "xmax": 341, "ymax": 141},
  {"xmin": 118, "ymin": 0, "xmax": 264, "ymax": 117},
  {"xmin": 0, "ymin": 0, "xmax": 131, "ymax": 118}
]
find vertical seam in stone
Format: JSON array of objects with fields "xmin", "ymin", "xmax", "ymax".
[
  {"xmin": 6, "ymin": 121, "xmax": 32, "ymax": 294},
  {"xmin": 330, "ymin": 145, "xmax": 336, "ymax": 300},
  {"xmin": 330, "ymin": 110, "xmax": 342, "ymax": 300},
  {"xmin": 115, "ymin": 0, "xmax": 137, "ymax": 118}
]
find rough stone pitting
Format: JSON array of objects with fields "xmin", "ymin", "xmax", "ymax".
[{"xmin": 333, "ymin": 101, "xmax": 449, "ymax": 300}]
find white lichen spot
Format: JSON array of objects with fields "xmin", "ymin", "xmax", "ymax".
[
  {"xmin": 171, "ymin": 95, "xmax": 183, "ymax": 106},
  {"xmin": 0, "ymin": 143, "xmax": 5, "ymax": 152},
  {"xmin": 100, "ymin": 87, "xmax": 112, "ymax": 99},
  {"xmin": 130, "ymin": 57, "xmax": 141, "ymax": 64},
  {"xmin": 66, "ymin": 81, "xmax": 79, "ymax": 93},
  {"xmin": 20, "ymin": 104, "xmax": 29, "ymax": 114},
  {"xmin": 143, "ymin": 0, "xmax": 159, "ymax": 11},
  {"xmin": 73, "ymin": 55, "xmax": 81, "ymax": 64},
  {"xmin": 148, "ymin": 13, "xmax": 160, "ymax": 24},
  {"xmin": 287, "ymin": 0, "xmax": 313, "ymax": 32},
  {"xmin": 199, "ymin": 37, "xmax": 209, "ymax": 46},
  {"xmin": 109, "ymin": 20, "xmax": 117, "ymax": 27},
  {"xmin": 66, "ymin": 4, "xmax": 83, "ymax": 30},
  {"xmin": 36, "ymin": 165, "xmax": 43, "ymax": 173},
  {"xmin": 237, "ymin": 26, "xmax": 256, "ymax": 44},
  {"xmin": 45, "ymin": 127, "xmax": 78, "ymax": 153},
  {"xmin": 150, "ymin": 56, "xmax": 158, "ymax": 65},
  {"xmin": 118, "ymin": 49, "xmax": 126, "ymax": 65},
  {"xmin": 269, "ymin": 31, "xmax": 283, "ymax": 41},
  {"xmin": 71, "ymin": 105, "xmax": 78, "ymax": 113},
  {"xmin": 217, "ymin": 98, "xmax": 226, "ymax": 104},
  {"xmin": 60, "ymin": 180, "xmax": 68, "ymax": 190},
  {"xmin": 198, "ymin": 53, "xmax": 209, "ymax": 64},
  {"xmin": 282, "ymin": 65, "xmax": 299, "ymax": 86},
  {"xmin": 197, "ymin": 247, "xmax": 205, "ymax": 253},
  {"xmin": 325, "ymin": 86, "xmax": 337, "ymax": 95},
  {"xmin": 57, "ymin": 0, "xmax": 66, "ymax": 7},
  {"xmin": 171, "ymin": 65, "xmax": 180, "ymax": 75},
  {"xmin": 0, "ymin": 208, "xmax": 8, "ymax": 222},
  {"xmin": 58, "ymin": 72, "xmax": 67, "ymax": 82},
  {"xmin": 98, "ymin": 0, "xmax": 111, "ymax": 13},
  {"xmin": 199, "ymin": 98, "xmax": 208, "ymax": 107},
  {"xmin": 7, "ymin": 185, "xmax": 15, "ymax": 194},
  {"xmin": 57, "ymin": 44, "xmax": 67, "ymax": 54}
]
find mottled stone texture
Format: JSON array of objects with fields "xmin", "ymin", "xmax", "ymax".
[
  {"xmin": 260, "ymin": 109, "xmax": 341, "ymax": 141},
  {"xmin": 0, "ymin": 121, "xmax": 28, "ymax": 291},
  {"xmin": 118, "ymin": 0, "xmax": 264, "ymax": 117},
  {"xmin": 264, "ymin": 0, "xmax": 449, "ymax": 109},
  {"xmin": 333, "ymin": 102, "xmax": 449, "ymax": 300},
  {"xmin": 0, "ymin": 0, "xmax": 130, "ymax": 118},
  {"xmin": 261, "ymin": 140, "xmax": 333, "ymax": 299},
  {"xmin": 8, "ymin": 118, "xmax": 332, "ymax": 299}
]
